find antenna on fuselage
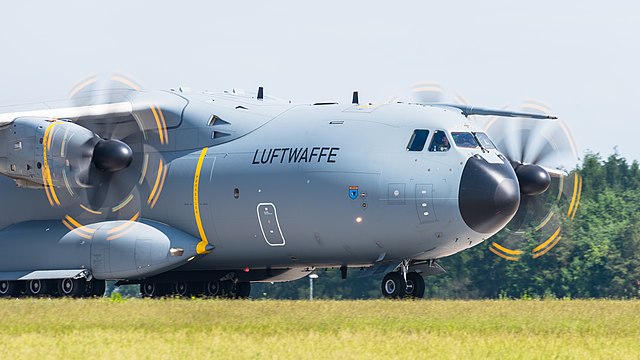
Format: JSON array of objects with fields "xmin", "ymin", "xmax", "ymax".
[
  {"xmin": 257, "ymin": 87, "xmax": 264, "ymax": 100},
  {"xmin": 352, "ymin": 91, "xmax": 359, "ymax": 105}
]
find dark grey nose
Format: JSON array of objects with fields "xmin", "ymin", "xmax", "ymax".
[{"xmin": 458, "ymin": 156, "xmax": 520, "ymax": 234}]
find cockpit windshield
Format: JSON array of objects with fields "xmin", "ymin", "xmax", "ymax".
[
  {"xmin": 406, "ymin": 129, "xmax": 429, "ymax": 151},
  {"xmin": 428, "ymin": 130, "xmax": 450, "ymax": 152},
  {"xmin": 473, "ymin": 132, "xmax": 496, "ymax": 149},
  {"xmin": 451, "ymin": 132, "xmax": 479, "ymax": 148}
]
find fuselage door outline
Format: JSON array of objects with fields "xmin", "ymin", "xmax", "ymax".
[{"xmin": 256, "ymin": 202, "xmax": 286, "ymax": 247}]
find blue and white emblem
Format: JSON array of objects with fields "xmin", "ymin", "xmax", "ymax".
[{"xmin": 348, "ymin": 186, "xmax": 359, "ymax": 200}]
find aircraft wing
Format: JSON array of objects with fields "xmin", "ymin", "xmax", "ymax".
[
  {"xmin": 0, "ymin": 102, "xmax": 133, "ymax": 126},
  {"xmin": 433, "ymin": 104, "xmax": 557, "ymax": 119}
]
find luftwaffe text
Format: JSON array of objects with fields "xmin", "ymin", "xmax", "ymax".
[{"xmin": 252, "ymin": 147, "xmax": 339, "ymax": 164}]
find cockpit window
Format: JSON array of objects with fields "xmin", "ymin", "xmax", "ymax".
[
  {"xmin": 473, "ymin": 132, "xmax": 496, "ymax": 149},
  {"xmin": 451, "ymin": 132, "xmax": 480, "ymax": 148},
  {"xmin": 406, "ymin": 129, "xmax": 429, "ymax": 151},
  {"xmin": 428, "ymin": 130, "xmax": 451, "ymax": 152}
]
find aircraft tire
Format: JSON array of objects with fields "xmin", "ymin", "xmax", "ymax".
[
  {"xmin": 89, "ymin": 280, "xmax": 106, "ymax": 297},
  {"xmin": 27, "ymin": 279, "xmax": 55, "ymax": 297},
  {"xmin": 204, "ymin": 280, "xmax": 222, "ymax": 297},
  {"xmin": 140, "ymin": 282, "xmax": 169, "ymax": 298},
  {"xmin": 171, "ymin": 282, "xmax": 205, "ymax": 297},
  {"xmin": 381, "ymin": 272, "xmax": 407, "ymax": 299},
  {"xmin": 58, "ymin": 278, "xmax": 88, "ymax": 298},
  {"xmin": 405, "ymin": 272, "xmax": 425, "ymax": 298},
  {"xmin": 220, "ymin": 280, "xmax": 235, "ymax": 298},
  {"xmin": 0, "ymin": 280, "xmax": 22, "ymax": 297},
  {"xmin": 235, "ymin": 282, "xmax": 251, "ymax": 299}
]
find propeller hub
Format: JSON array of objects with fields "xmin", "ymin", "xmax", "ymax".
[
  {"xmin": 514, "ymin": 164, "xmax": 551, "ymax": 196},
  {"xmin": 92, "ymin": 139, "xmax": 133, "ymax": 172}
]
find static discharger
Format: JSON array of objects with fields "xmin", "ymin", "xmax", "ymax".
[
  {"xmin": 352, "ymin": 91, "xmax": 359, "ymax": 105},
  {"xmin": 257, "ymin": 87, "xmax": 264, "ymax": 100}
]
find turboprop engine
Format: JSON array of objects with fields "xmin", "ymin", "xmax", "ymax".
[{"xmin": 0, "ymin": 117, "xmax": 132, "ymax": 189}]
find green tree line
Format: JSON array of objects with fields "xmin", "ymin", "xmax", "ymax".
[{"xmin": 253, "ymin": 152, "xmax": 640, "ymax": 299}]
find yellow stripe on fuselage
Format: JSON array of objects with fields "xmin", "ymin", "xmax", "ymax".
[{"xmin": 194, "ymin": 148, "xmax": 210, "ymax": 254}]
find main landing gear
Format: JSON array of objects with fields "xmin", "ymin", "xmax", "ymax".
[
  {"xmin": 140, "ymin": 280, "xmax": 251, "ymax": 299},
  {"xmin": 380, "ymin": 261, "xmax": 425, "ymax": 299},
  {"xmin": 0, "ymin": 278, "xmax": 106, "ymax": 298}
]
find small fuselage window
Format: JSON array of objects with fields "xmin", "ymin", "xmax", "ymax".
[
  {"xmin": 473, "ymin": 132, "xmax": 496, "ymax": 149},
  {"xmin": 451, "ymin": 132, "xmax": 480, "ymax": 148},
  {"xmin": 428, "ymin": 130, "xmax": 451, "ymax": 152},
  {"xmin": 406, "ymin": 129, "xmax": 430, "ymax": 151}
]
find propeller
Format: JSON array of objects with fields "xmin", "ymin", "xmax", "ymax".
[
  {"xmin": 483, "ymin": 100, "xmax": 582, "ymax": 260},
  {"xmin": 410, "ymin": 82, "xmax": 445, "ymax": 103},
  {"xmin": 43, "ymin": 74, "xmax": 170, "ymax": 228}
]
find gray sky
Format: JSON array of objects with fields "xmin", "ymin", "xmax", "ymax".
[{"xmin": 0, "ymin": 1, "xmax": 637, "ymax": 161}]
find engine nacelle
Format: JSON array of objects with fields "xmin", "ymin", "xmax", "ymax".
[{"xmin": 0, "ymin": 117, "xmax": 98, "ymax": 188}]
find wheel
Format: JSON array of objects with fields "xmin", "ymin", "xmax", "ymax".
[
  {"xmin": 172, "ymin": 282, "xmax": 204, "ymax": 297},
  {"xmin": 0, "ymin": 280, "xmax": 22, "ymax": 297},
  {"xmin": 235, "ymin": 282, "xmax": 251, "ymax": 299},
  {"xmin": 88, "ymin": 280, "xmax": 106, "ymax": 297},
  {"xmin": 27, "ymin": 279, "xmax": 55, "ymax": 297},
  {"xmin": 204, "ymin": 280, "xmax": 222, "ymax": 297},
  {"xmin": 381, "ymin": 272, "xmax": 407, "ymax": 299},
  {"xmin": 140, "ymin": 282, "xmax": 169, "ymax": 298},
  {"xmin": 58, "ymin": 278, "xmax": 88, "ymax": 297},
  {"xmin": 172, "ymin": 282, "xmax": 189, "ymax": 297},
  {"xmin": 405, "ymin": 272, "xmax": 425, "ymax": 298}
]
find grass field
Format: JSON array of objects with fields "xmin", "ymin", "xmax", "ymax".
[{"xmin": 0, "ymin": 299, "xmax": 638, "ymax": 359}]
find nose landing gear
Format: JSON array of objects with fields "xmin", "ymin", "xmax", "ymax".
[{"xmin": 380, "ymin": 260, "xmax": 426, "ymax": 299}]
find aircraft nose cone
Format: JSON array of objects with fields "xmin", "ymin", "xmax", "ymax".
[{"xmin": 458, "ymin": 156, "xmax": 520, "ymax": 234}]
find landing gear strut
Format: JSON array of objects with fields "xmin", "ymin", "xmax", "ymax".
[{"xmin": 405, "ymin": 272, "xmax": 425, "ymax": 298}]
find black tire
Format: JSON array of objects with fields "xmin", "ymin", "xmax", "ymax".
[
  {"xmin": 27, "ymin": 279, "xmax": 55, "ymax": 297},
  {"xmin": 405, "ymin": 272, "xmax": 425, "ymax": 299},
  {"xmin": 89, "ymin": 280, "xmax": 106, "ymax": 297},
  {"xmin": 58, "ymin": 278, "xmax": 88, "ymax": 298},
  {"xmin": 172, "ymin": 282, "xmax": 204, "ymax": 297},
  {"xmin": 235, "ymin": 282, "xmax": 251, "ymax": 299},
  {"xmin": 381, "ymin": 272, "xmax": 407, "ymax": 299},
  {"xmin": 0, "ymin": 280, "xmax": 22, "ymax": 297},
  {"xmin": 220, "ymin": 280, "xmax": 234, "ymax": 298},
  {"xmin": 187, "ymin": 282, "xmax": 204, "ymax": 297},
  {"xmin": 204, "ymin": 280, "xmax": 222, "ymax": 297},
  {"xmin": 140, "ymin": 282, "xmax": 169, "ymax": 298}
]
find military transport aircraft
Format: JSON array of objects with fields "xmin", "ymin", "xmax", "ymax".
[{"xmin": 0, "ymin": 76, "xmax": 574, "ymax": 299}]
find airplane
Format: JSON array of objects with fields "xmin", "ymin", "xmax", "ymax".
[{"xmin": 0, "ymin": 77, "xmax": 571, "ymax": 299}]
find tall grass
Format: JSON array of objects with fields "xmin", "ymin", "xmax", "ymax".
[{"xmin": 0, "ymin": 299, "xmax": 638, "ymax": 359}]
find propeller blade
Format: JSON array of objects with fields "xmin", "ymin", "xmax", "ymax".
[{"xmin": 410, "ymin": 82, "xmax": 444, "ymax": 103}]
